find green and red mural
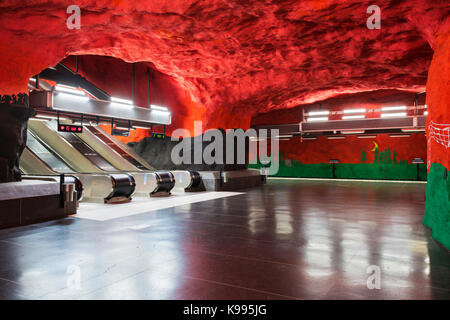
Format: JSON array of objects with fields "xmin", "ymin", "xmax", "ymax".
[{"xmin": 250, "ymin": 133, "xmax": 427, "ymax": 181}]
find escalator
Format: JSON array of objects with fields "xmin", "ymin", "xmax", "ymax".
[
  {"xmin": 84, "ymin": 126, "xmax": 202, "ymax": 192},
  {"xmin": 86, "ymin": 125, "xmax": 151, "ymax": 170},
  {"xmin": 28, "ymin": 119, "xmax": 174, "ymax": 198},
  {"xmin": 57, "ymin": 131, "xmax": 118, "ymax": 172},
  {"xmin": 24, "ymin": 120, "xmax": 136, "ymax": 203},
  {"xmin": 26, "ymin": 130, "xmax": 74, "ymax": 173},
  {"xmin": 22, "ymin": 131, "xmax": 83, "ymax": 200}
]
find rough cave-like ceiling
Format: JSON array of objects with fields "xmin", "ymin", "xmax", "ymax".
[{"xmin": 0, "ymin": 0, "xmax": 449, "ymax": 130}]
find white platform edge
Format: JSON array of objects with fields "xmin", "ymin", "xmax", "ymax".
[{"xmin": 76, "ymin": 191, "xmax": 243, "ymax": 221}]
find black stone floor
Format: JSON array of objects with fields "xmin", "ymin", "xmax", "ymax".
[{"xmin": 0, "ymin": 178, "xmax": 448, "ymax": 300}]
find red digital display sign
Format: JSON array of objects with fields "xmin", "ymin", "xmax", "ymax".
[{"xmin": 58, "ymin": 124, "xmax": 83, "ymax": 133}]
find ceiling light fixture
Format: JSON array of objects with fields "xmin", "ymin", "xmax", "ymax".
[
  {"xmin": 341, "ymin": 130, "xmax": 364, "ymax": 134},
  {"xmin": 307, "ymin": 117, "xmax": 328, "ymax": 122},
  {"xmin": 56, "ymin": 92, "xmax": 90, "ymax": 101},
  {"xmin": 111, "ymin": 97, "xmax": 133, "ymax": 107},
  {"xmin": 276, "ymin": 135, "xmax": 293, "ymax": 138},
  {"xmin": 343, "ymin": 108, "xmax": 366, "ymax": 114},
  {"xmin": 401, "ymin": 128, "xmax": 425, "ymax": 132},
  {"xmin": 54, "ymin": 84, "xmax": 86, "ymax": 96},
  {"xmin": 308, "ymin": 111, "xmax": 329, "ymax": 116},
  {"xmin": 381, "ymin": 106, "xmax": 407, "ymax": 111},
  {"xmin": 380, "ymin": 112, "xmax": 407, "ymax": 118},
  {"xmin": 150, "ymin": 104, "xmax": 169, "ymax": 111},
  {"xmin": 389, "ymin": 134, "xmax": 411, "ymax": 138},
  {"xmin": 342, "ymin": 115, "xmax": 365, "ymax": 120}
]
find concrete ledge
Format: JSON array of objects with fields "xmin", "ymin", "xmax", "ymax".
[
  {"xmin": 0, "ymin": 180, "xmax": 60, "ymax": 201},
  {"xmin": 199, "ymin": 169, "xmax": 263, "ymax": 191},
  {"xmin": 0, "ymin": 180, "xmax": 66, "ymax": 228}
]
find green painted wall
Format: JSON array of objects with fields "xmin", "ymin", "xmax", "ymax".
[
  {"xmin": 423, "ymin": 163, "xmax": 450, "ymax": 249},
  {"xmin": 249, "ymin": 154, "xmax": 427, "ymax": 181}
]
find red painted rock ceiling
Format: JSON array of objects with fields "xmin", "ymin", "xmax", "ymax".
[{"xmin": 0, "ymin": 1, "xmax": 449, "ymax": 132}]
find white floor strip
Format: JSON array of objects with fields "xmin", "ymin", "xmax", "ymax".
[
  {"xmin": 268, "ymin": 177, "xmax": 427, "ymax": 184},
  {"xmin": 76, "ymin": 191, "xmax": 243, "ymax": 221}
]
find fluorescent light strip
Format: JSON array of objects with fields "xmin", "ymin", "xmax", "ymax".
[
  {"xmin": 389, "ymin": 134, "xmax": 410, "ymax": 138},
  {"xmin": 302, "ymin": 137, "xmax": 317, "ymax": 140},
  {"xmin": 357, "ymin": 135, "xmax": 376, "ymax": 138},
  {"xmin": 151, "ymin": 109, "xmax": 171, "ymax": 115},
  {"xmin": 249, "ymin": 136, "xmax": 266, "ymax": 140},
  {"xmin": 150, "ymin": 104, "xmax": 169, "ymax": 111},
  {"xmin": 341, "ymin": 130, "xmax": 364, "ymax": 134},
  {"xmin": 35, "ymin": 114, "xmax": 69, "ymax": 121},
  {"xmin": 380, "ymin": 112, "xmax": 407, "ymax": 118},
  {"xmin": 35, "ymin": 115, "xmax": 58, "ymax": 120},
  {"xmin": 111, "ymin": 97, "xmax": 133, "ymax": 105},
  {"xmin": 381, "ymin": 106, "xmax": 407, "ymax": 111},
  {"xmin": 343, "ymin": 108, "xmax": 366, "ymax": 114},
  {"xmin": 307, "ymin": 117, "xmax": 328, "ymax": 122},
  {"xmin": 308, "ymin": 111, "xmax": 329, "ymax": 116},
  {"xmin": 54, "ymin": 85, "xmax": 86, "ymax": 96},
  {"xmin": 342, "ymin": 115, "xmax": 365, "ymax": 120},
  {"xmin": 276, "ymin": 135, "xmax": 293, "ymax": 138},
  {"xmin": 250, "ymin": 139, "xmax": 267, "ymax": 142},
  {"xmin": 327, "ymin": 136, "xmax": 345, "ymax": 140},
  {"xmin": 402, "ymin": 128, "xmax": 425, "ymax": 132},
  {"xmin": 56, "ymin": 92, "xmax": 90, "ymax": 101},
  {"xmin": 115, "ymin": 126, "xmax": 132, "ymax": 131}
]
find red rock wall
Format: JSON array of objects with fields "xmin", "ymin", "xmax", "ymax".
[
  {"xmin": 426, "ymin": 32, "xmax": 450, "ymax": 170},
  {"xmin": 251, "ymin": 89, "xmax": 425, "ymax": 126},
  {"xmin": 1, "ymin": 1, "xmax": 448, "ymax": 133},
  {"xmin": 423, "ymin": 29, "xmax": 450, "ymax": 249}
]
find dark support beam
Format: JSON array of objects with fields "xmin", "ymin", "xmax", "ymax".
[
  {"xmin": 131, "ymin": 63, "xmax": 135, "ymax": 105},
  {"xmin": 39, "ymin": 63, "xmax": 110, "ymax": 101},
  {"xmin": 147, "ymin": 68, "xmax": 150, "ymax": 107}
]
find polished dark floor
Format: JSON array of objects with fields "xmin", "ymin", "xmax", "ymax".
[{"xmin": 0, "ymin": 179, "xmax": 449, "ymax": 300}]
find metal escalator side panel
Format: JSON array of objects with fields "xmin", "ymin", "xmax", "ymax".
[
  {"xmin": 20, "ymin": 147, "xmax": 56, "ymax": 175},
  {"xmin": 86, "ymin": 126, "xmax": 153, "ymax": 170},
  {"xmin": 171, "ymin": 170, "xmax": 203, "ymax": 191},
  {"xmin": 131, "ymin": 172, "xmax": 158, "ymax": 197},
  {"xmin": 28, "ymin": 119, "xmax": 101, "ymax": 173},
  {"xmin": 26, "ymin": 130, "xmax": 74, "ymax": 173},
  {"xmin": 57, "ymin": 131, "xmax": 119, "ymax": 172},
  {"xmin": 76, "ymin": 174, "xmax": 112, "ymax": 201},
  {"xmin": 73, "ymin": 126, "xmax": 139, "ymax": 172},
  {"xmin": 76, "ymin": 173, "xmax": 135, "ymax": 203}
]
